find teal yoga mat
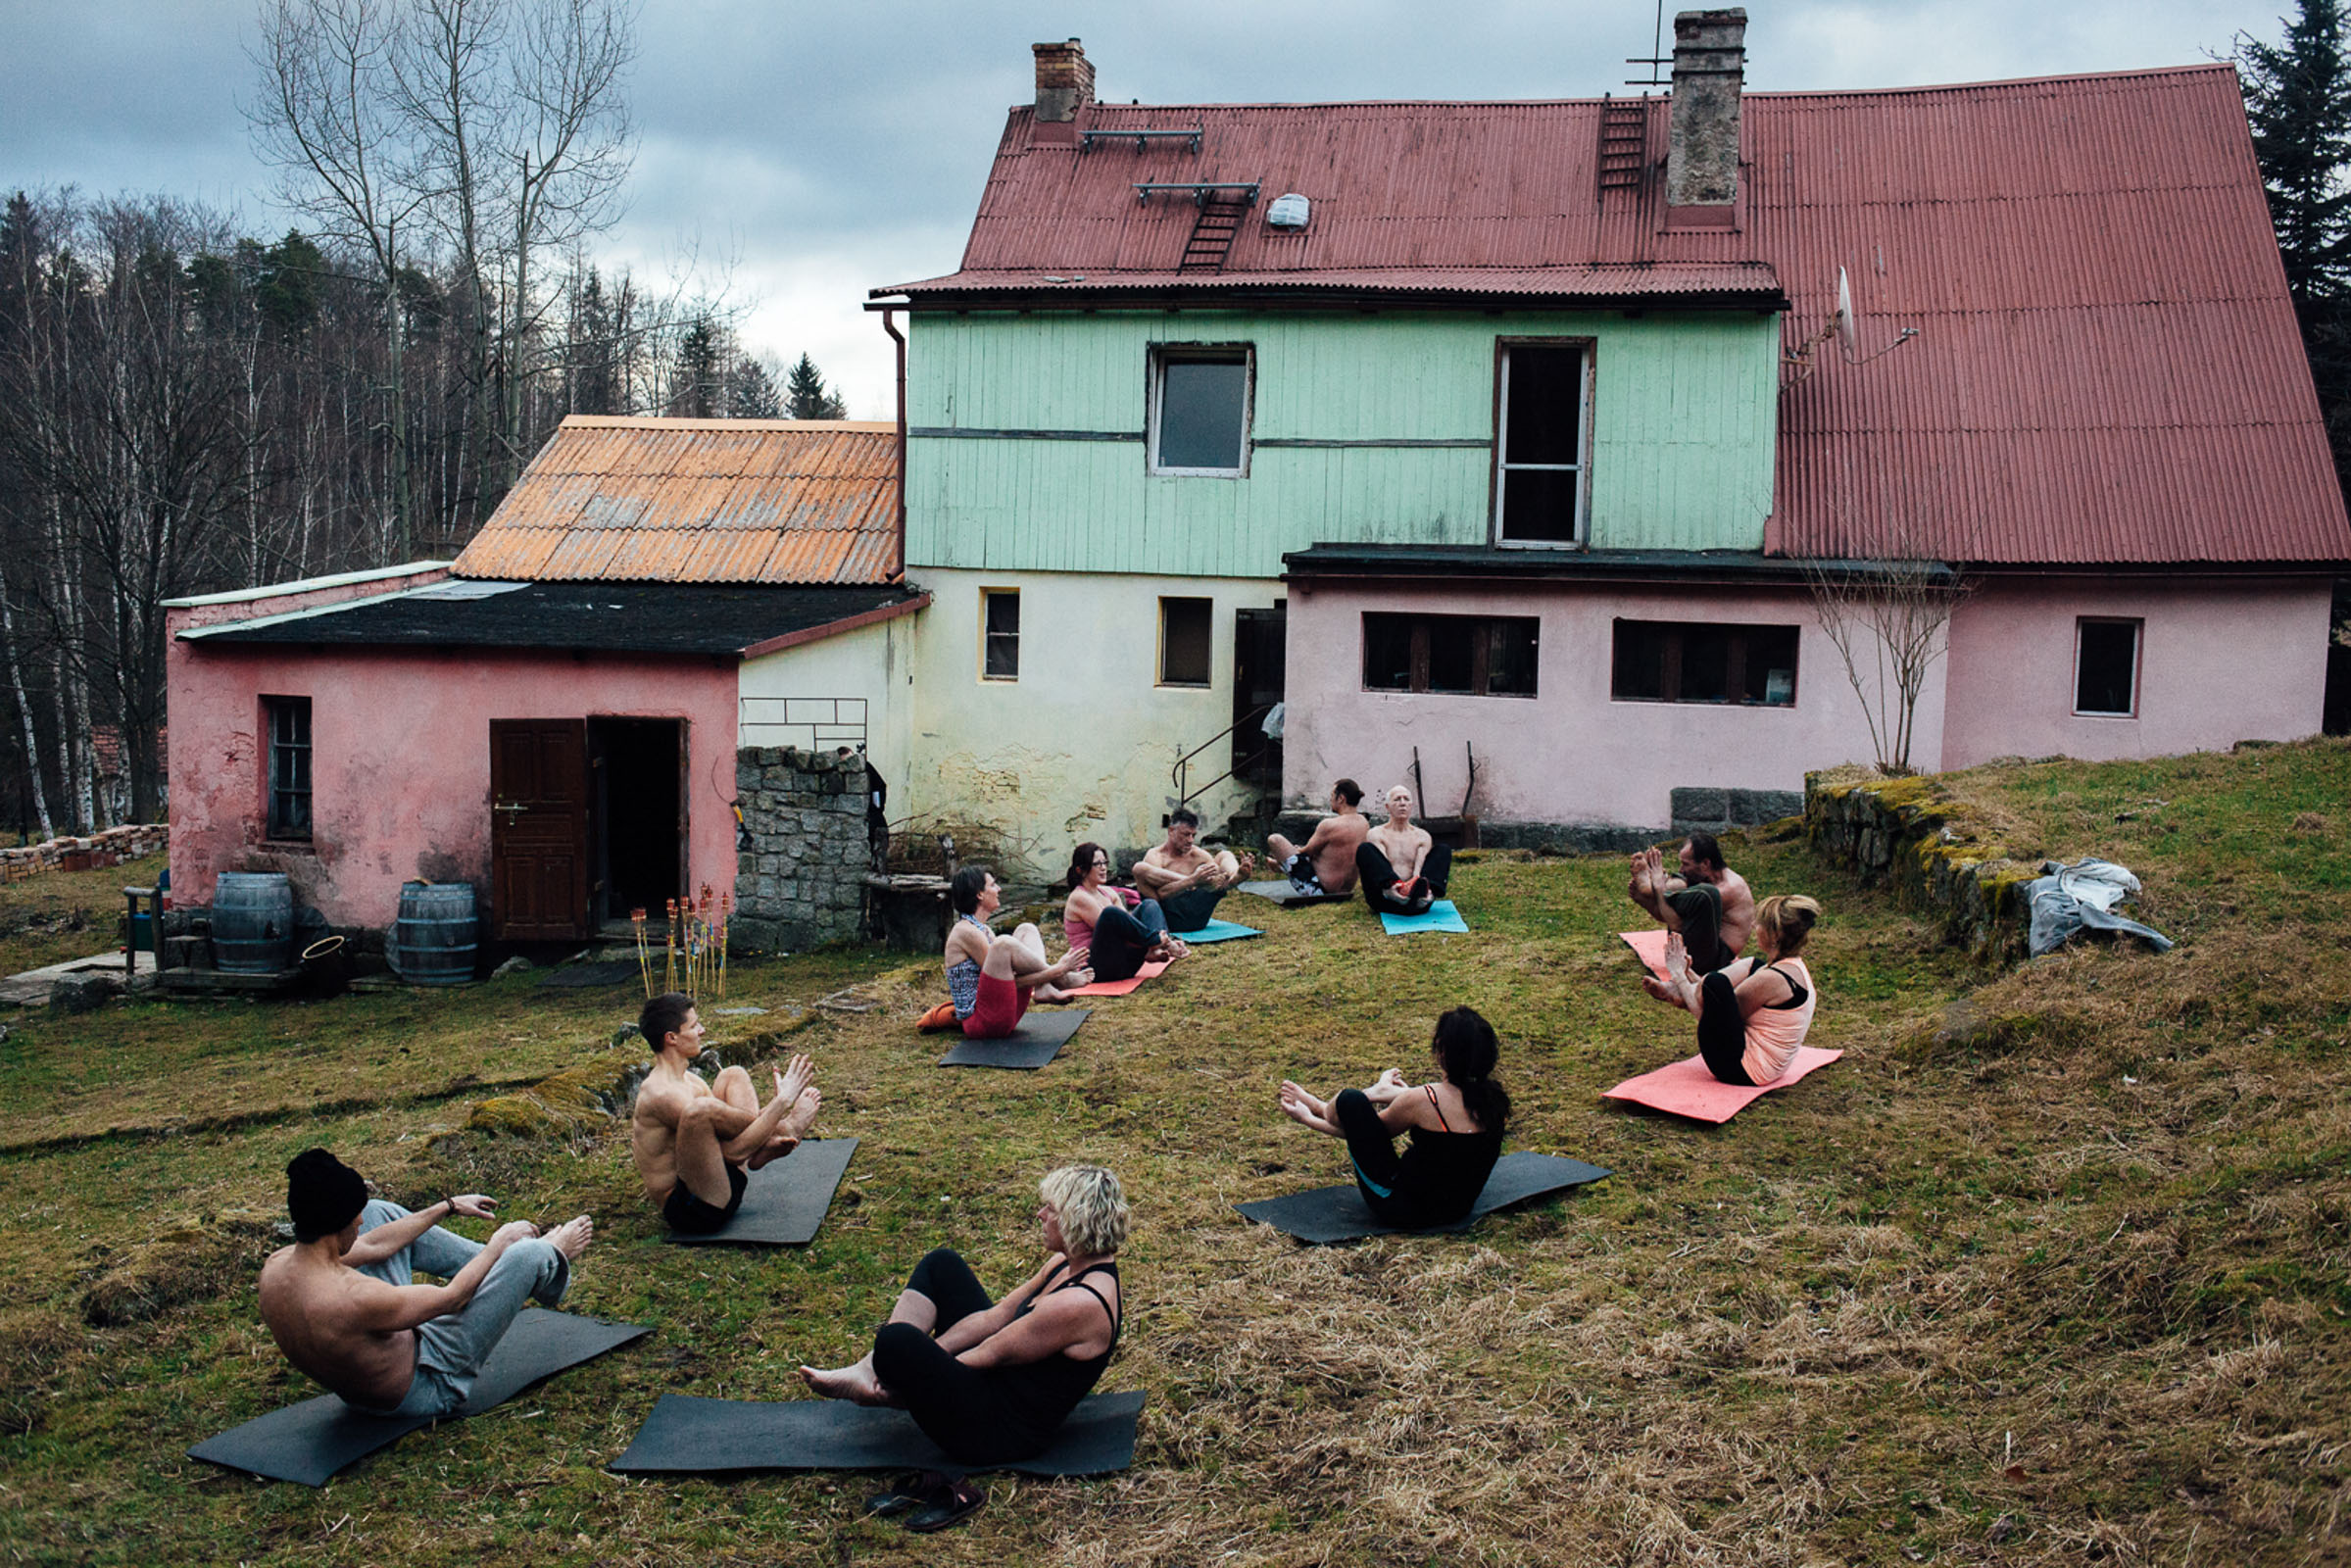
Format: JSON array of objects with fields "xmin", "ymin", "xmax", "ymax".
[
  {"xmin": 1172, "ymin": 919, "xmax": 1262, "ymax": 944},
  {"xmin": 1380, "ymin": 899, "xmax": 1467, "ymax": 935}
]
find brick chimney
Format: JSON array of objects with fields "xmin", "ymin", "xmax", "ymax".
[
  {"xmin": 1033, "ymin": 39, "xmax": 1095, "ymax": 123},
  {"xmin": 1665, "ymin": 9, "xmax": 1746, "ymax": 213}
]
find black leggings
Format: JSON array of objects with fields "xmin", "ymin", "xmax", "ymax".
[
  {"xmin": 1335, "ymin": 1088, "xmax": 1426, "ymax": 1226},
  {"xmin": 1695, "ymin": 969, "xmax": 1755, "ymax": 1086},
  {"xmin": 1084, "ymin": 899, "xmax": 1169, "ymax": 983},
  {"xmin": 872, "ymin": 1249, "xmax": 1052, "ymax": 1464},
  {"xmin": 1354, "ymin": 841, "xmax": 1452, "ymax": 914}
]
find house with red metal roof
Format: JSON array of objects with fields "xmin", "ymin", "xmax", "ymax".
[
  {"xmin": 871, "ymin": 16, "xmax": 2350, "ymax": 857},
  {"xmin": 166, "ymin": 417, "xmax": 923, "ymax": 944}
]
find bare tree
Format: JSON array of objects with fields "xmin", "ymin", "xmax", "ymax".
[{"xmin": 1803, "ymin": 548, "xmax": 1971, "ymax": 777}]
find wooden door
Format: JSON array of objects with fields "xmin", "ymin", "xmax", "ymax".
[{"xmin": 489, "ymin": 719, "xmax": 590, "ymax": 940}]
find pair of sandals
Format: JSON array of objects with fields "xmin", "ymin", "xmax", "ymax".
[{"xmin": 864, "ymin": 1470, "xmax": 986, "ymax": 1534}]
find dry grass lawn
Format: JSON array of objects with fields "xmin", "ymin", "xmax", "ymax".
[{"xmin": 0, "ymin": 740, "xmax": 2345, "ymax": 1565}]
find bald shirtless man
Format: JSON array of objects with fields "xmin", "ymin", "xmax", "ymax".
[
  {"xmin": 257, "ymin": 1148, "xmax": 593, "ymax": 1417},
  {"xmin": 1263, "ymin": 778, "xmax": 1370, "ymax": 895},
  {"xmin": 1133, "ymin": 807, "xmax": 1255, "ymax": 932},
  {"xmin": 1354, "ymin": 785, "xmax": 1453, "ymax": 916},
  {"xmin": 630, "ymin": 992, "xmax": 819, "ymax": 1235},
  {"xmin": 1628, "ymin": 830, "xmax": 1754, "ymax": 975}
]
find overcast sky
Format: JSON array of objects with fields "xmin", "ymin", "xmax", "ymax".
[{"xmin": 1, "ymin": 1, "xmax": 2285, "ymax": 417}]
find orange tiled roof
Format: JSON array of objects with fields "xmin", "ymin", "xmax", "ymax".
[{"xmin": 453, "ymin": 416, "xmax": 900, "ymax": 585}]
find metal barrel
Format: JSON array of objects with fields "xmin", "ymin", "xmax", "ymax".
[
  {"xmin": 212, "ymin": 872, "xmax": 295, "ymax": 974},
  {"xmin": 392, "ymin": 880, "xmax": 478, "ymax": 986}
]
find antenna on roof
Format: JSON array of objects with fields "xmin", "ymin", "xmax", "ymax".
[
  {"xmin": 1782, "ymin": 265, "xmax": 1922, "ymax": 392},
  {"xmin": 1625, "ymin": 0, "xmax": 1670, "ymax": 86}
]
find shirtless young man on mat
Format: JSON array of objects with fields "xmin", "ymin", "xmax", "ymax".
[
  {"xmin": 257, "ymin": 1148, "xmax": 594, "ymax": 1417},
  {"xmin": 630, "ymin": 992, "xmax": 820, "ymax": 1236},
  {"xmin": 1132, "ymin": 807, "xmax": 1255, "ymax": 932},
  {"xmin": 1627, "ymin": 830, "xmax": 1754, "ymax": 975},
  {"xmin": 1263, "ymin": 778, "xmax": 1370, "ymax": 895},
  {"xmin": 1355, "ymin": 785, "xmax": 1452, "ymax": 915}
]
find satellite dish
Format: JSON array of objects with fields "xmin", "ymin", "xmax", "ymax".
[{"xmin": 1835, "ymin": 266, "xmax": 1856, "ymax": 358}]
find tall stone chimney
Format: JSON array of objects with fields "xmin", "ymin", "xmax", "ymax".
[
  {"xmin": 1033, "ymin": 39, "xmax": 1095, "ymax": 123},
  {"xmin": 1665, "ymin": 9, "xmax": 1746, "ymax": 212}
]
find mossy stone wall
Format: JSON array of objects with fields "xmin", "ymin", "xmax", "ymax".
[{"xmin": 1804, "ymin": 770, "xmax": 2035, "ymax": 960}]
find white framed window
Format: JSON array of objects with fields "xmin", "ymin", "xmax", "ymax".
[
  {"xmin": 980, "ymin": 589, "xmax": 1020, "ymax": 681},
  {"xmin": 1493, "ymin": 339, "xmax": 1593, "ymax": 546},
  {"xmin": 1158, "ymin": 597, "xmax": 1213, "ymax": 687},
  {"xmin": 2074, "ymin": 617, "xmax": 2140, "ymax": 716},
  {"xmin": 1149, "ymin": 344, "xmax": 1252, "ymax": 476}
]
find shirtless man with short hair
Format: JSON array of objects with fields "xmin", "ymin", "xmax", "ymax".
[
  {"xmin": 1263, "ymin": 779, "xmax": 1370, "ymax": 895},
  {"xmin": 1628, "ymin": 830, "xmax": 1754, "ymax": 975},
  {"xmin": 630, "ymin": 992, "xmax": 820, "ymax": 1235},
  {"xmin": 257, "ymin": 1148, "xmax": 593, "ymax": 1417},
  {"xmin": 1133, "ymin": 807, "xmax": 1255, "ymax": 932},
  {"xmin": 1355, "ymin": 785, "xmax": 1453, "ymax": 915}
]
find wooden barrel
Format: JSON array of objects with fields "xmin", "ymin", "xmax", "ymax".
[
  {"xmin": 393, "ymin": 881, "xmax": 478, "ymax": 986},
  {"xmin": 213, "ymin": 872, "xmax": 294, "ymax": 973}
]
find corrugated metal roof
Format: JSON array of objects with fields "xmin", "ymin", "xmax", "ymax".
[
  {"xmin": 881, "ymin": 68, "xmax": 2351, "ymax": 565},
  {"xmin": 453, "ymin": 416, "xmax": 901, "ymax": 585},
  {"xmin": 876, "ymin": 262, "xmax": 1783, "ymax": 305}
]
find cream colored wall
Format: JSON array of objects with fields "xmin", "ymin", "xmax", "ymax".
[
  {"xmin": 738, "ymin": 614, "xmax": 916, "ymax": 800},
  {"xmin": 901, "ymin": 567, "xmax": 1279, "ymax": 881}
]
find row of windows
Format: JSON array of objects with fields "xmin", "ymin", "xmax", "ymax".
[
  {"xmin": 977, "ymin": 594, "xmax": 2149, "ymax": 718},
  {"xmin": 1145, "ymin": 340, "xmax": 1593, "ymax": 546}
]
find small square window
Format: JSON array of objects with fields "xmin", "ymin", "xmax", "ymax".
[
  {"xmin": 1158, "ymin": 597, "xmax": 1213, "ymax": 686},
  {"xmin": 264, "ymin": 696, "xmax": 313, "ymax": 840},
  {"xmin": 1150, "ymin": 346, "xmax": 1251, "ymax": 475},
  {"xmin": 2076, "ymin": 618, "xmax": 2140, "ymax": 716},
  {"xmin": 981, "ymin": 589, "xmax": 1020, "ymax": 681}
]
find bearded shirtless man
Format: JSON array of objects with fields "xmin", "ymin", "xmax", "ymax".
[
  {"xmin": 257, "ymin": 1148, "xmax": 593, "ymax": 1417},
  {"xmin": 1133, "ymin": 807, "xmax": 1255, "ymax": 932},
  {"xmin": 630, "ymin": 992, "xmax": 819, "ymax": 1236},
  {"xmin": 1627, "ymin": 830, "xmax": 1754, "ymax": 974},
  {"xmin": 1354, "ymin": 785, "xmax": 1453, "ymax": 915},
  {"xmin": 1262, "ymin": 779, "xmax": 1370, "ymax": 895}
]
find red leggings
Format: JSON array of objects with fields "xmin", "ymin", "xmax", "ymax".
[{"xmin": 961, "ymin": 970, "xmax": 1030, "ymax": 1038}]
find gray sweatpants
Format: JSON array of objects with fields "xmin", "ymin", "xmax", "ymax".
[{"xmin": 348, "ymin": 1200, "xmax": 569, "ymax": 1418}]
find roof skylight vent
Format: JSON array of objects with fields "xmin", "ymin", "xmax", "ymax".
[{"xmin": 1266, "ymin": 193, "xmax": 1310, "ymax": 229}]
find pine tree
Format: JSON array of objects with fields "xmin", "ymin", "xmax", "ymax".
[
  {"xmin": 784, "ymin": 352, "xmax": 847, "ymax": 419},
  {"xmin": 2238, "ymin": 0, "xmax": 2351, "ymax": 307},
  {"xmin": 668, "ymin": 318, "xmax": 723, "ymax": 418},
  {"xmin": 727, "ymin": 355, "xmax": 783, "ymax": 418}
]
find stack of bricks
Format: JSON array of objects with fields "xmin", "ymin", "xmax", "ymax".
[
  {"xmin": 730, "ymin": 748, "xmax": 870, "ymax": 955},
  {"xmin": 0, "ymin": 823, "xmax": 168, "ymax": 882}
]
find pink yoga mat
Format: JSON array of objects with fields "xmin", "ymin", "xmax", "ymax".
[
  {"xmin": 1619, "ymin": 929, "xmax": 1673, "ymax": 981},
  {"xmin": 1063, "ymin": 959, "xmax": 1170, "ymax": 998},
  {"xmin": 1601, "ymin": 1047, "xmax": 1843, "ymax": 1124}
]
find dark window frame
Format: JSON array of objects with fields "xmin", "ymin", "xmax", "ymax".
[
  {"xmin": 263, "ymin": 695, "xmax": 313, "ymax": 841},
  {"xmin": 1609, "ymin": 619, "xmax": 1801, "ymax": 708},
  {"xmin": 1157, "ymin": 596, "xmax": 1214, "ymax": 688},
  {"xmin": 2073, "ymin": 616, "xmax": 2142, "ymax": 717},
  {"xmin": 1491, "ymin": 336, "xmax": 1595, "ymax": 548},
  {"xmin": 980, "ymin": 588, "xmax": 1020, "ymax": 682},
  {"xmin": 1147, "ymin": 342, "xmax": 1254, "ymax": 477},
  {"xmin": 1360, "ymin": 612, "xmax": 1540, "ymax": 699}
]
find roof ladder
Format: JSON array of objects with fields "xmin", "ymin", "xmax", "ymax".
[
  {"xmin": 1179, "ymin": 192, "xmax": 1252, "ymax": 272},
  {"xmin": 1597, "ymin": 93, "xmax": 1647, "ymax": 194}
]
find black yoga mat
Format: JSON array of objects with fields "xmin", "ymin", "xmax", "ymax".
[
  {"xmin": 1234, "ymin": 1152, "xmax": 1612, "ymax": 1245},
  {"xmin": 937, "ymin": 1006, "xmax": 1090, "ymax": 1069},
  {"xmin": 538, "ymin": 960, "xmax": 640, "ymax": 988},
  {"xmin": 667, "ymin": 1137, "xmax": 857, "ymax": 1246},
  {"xmin": 1236, "ymin": 879, "xmax": 1350, "ymax": 907},
  {"xmin": 187, "ymin": 1309, "xmax": 650, "ymax": 1487},
  {"xmin": 608, "ymin": 1389, "xmax": 1145, "ymax": 1479}
]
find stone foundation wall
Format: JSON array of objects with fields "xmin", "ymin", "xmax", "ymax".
[
  {"xmin": 1670, "ymin": 786, "xmax": 1805, "ymax": 841},
  {"xmin": 733, "ymin": 747, "xmax": 870, "ymax": 954},
  {"xmin": 1803, "ymin": 770, "xmax": 2035, "ymax": 959}
]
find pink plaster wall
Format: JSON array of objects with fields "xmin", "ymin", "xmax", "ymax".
[
  {"xmin": 1282, "ymin": 579, "xmax": 1935, "ymax": 828},
  {"xmin": 1940, "ymin": 577, "xmax": 2334, "ymax": 767},
  {"xmin": 166, "ymin": 619, "xmax": 738, "ymax": 929}
]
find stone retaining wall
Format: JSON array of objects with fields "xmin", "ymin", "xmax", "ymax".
[
  {"xmin": 1670, "ymin": 786, "xmax": 1805, "ymax": 841},
  {"xmin": 732, "ymin": 748, "xmax": 869, "ymax": 954},
  {"xmin": 2, "ymin": 823, "xmax": 167, "ymax": 880},
  {"xmin": 1803, "ymin": 770, "xmax": 2035, "ymax": 959}
]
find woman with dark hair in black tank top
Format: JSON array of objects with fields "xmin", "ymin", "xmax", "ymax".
[
  {"xmin": 799, "ymin": 1165, "xmax": 1127, "ymax": 1532},
  {"xmin": 1279, "ymin": 1007, "xmax": 1510, "ymax": 1230}
]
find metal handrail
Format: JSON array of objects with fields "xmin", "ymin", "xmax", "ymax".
[
  {"xmin": 1083, "ymin": 125, "xmax": 1202, "ymax": 154},
  {"xmin": 1133, "ymin": 181, "xmax": 1260, "ymax": 207},
  {"xmin": 1170, "ymin": 704, "xmax": 1272, "ymax": 809}
]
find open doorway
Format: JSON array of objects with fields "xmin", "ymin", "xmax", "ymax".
[{"xmin": 588, "ymin": 717, "xmax": 685, "ymax": 924}]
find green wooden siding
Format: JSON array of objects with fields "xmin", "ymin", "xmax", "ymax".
[{"xmin": 906, "ymin": 309, "xmax": 1778, "ymax": 576}]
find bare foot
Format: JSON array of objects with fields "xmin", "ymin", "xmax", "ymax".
[
  {"xmin": 1641, "ymin": 974, "xmax": 1681, "ymax": 1006},
  {"xmin": 543, "ymin": 1215, "xmax": 594, "ymax": 1259},
  {"xmin": 1233, "ymin": 851, "xmax": 1256, "ymax": 878},
  {"xmin": 800, "ymin": 1361, "xmax": 890, "ymax": 1405},
  {"xmin": 785, "ymin": 1087, "xmax": 822, "ymax": 1140},
  {"xmin": 1627, "ymin": 851, "xmax": 1653, "ymax": 904},
  {"xmin": 748, "ymin": 1136, "xmax": 799, "ymax": 1170}
]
